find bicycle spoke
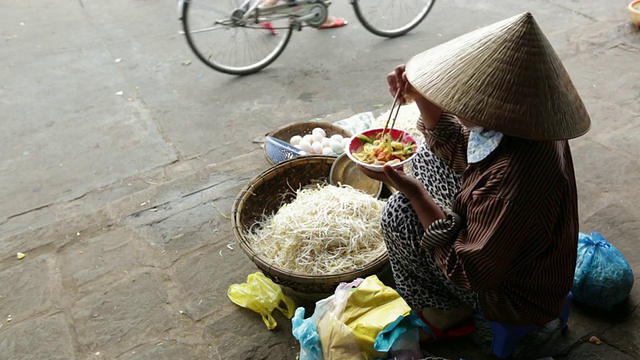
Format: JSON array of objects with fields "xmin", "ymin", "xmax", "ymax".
[{"xmin": 182, "ymin": 0, "xmax": 292, "ymax": 74}]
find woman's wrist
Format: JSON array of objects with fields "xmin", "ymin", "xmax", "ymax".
[
  {"xmin": 415, "ymin": 97, "xmax": 443, "ymax": 130},
  {"xmin": 402, "ymin": 178, "xmax": 426, "ymax": 199},
  {"xmin": 403, "ymin": 182, "xmax": 447, "ymax": 227}
]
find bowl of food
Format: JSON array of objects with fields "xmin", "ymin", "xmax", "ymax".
[
  {"xmin": 630, "ymin": 0, "xmax": 640, "ymax": 27},
  {"xmin": 346, "ymin": 128, "xmax": 419, "ymax": 172}
]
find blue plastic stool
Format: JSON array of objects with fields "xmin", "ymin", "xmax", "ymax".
[{"xmin": 487, "ymin": 292, "xmax": 573, "ymax": 359}]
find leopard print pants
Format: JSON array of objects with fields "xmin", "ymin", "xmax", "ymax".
[{"xmin": 381, "ymin": 144, "xmax": 480, "ymax": 311}]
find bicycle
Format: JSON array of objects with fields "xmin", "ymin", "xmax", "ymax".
[{"xmin": 178, "ymin": 0, "xmax": 436, "ymax": 75}]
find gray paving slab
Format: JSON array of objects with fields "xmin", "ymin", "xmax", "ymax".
[
  {"xmin": 0, "ymin": 1, "xmax": 178, "ymax": 222},
  {"xmin": 0, "ymin": 312, "xmax": 77, "ymax": 360},
  {"xmin": 0, "ymin": 254, "xmax": 56, "ymax": 324},
  {"xmin": 1, "ymin": 0, "xmax": 639, "ymax": 359}
]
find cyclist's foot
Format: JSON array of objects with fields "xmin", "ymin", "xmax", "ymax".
[
  {"xmin": 260, "ymin": 22, "xmax": 278, "ymax": 35},
  {"xmin": 318, "ymin": 16, "xmax": 348, "ymax": 29}
]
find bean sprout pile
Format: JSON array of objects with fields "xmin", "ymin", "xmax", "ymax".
[{"xmin": 248, "ymin": 184, "xmax": 386, "ymax": 275}]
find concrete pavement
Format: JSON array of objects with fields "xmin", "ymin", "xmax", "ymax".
[{"xmin": 1, "ymin": 0, "xmax": 639, "ymax": 359}]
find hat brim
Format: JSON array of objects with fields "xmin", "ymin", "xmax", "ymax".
[{"xmin": 405, "ymin": 12, "xmax": 590, "ymax": 140}]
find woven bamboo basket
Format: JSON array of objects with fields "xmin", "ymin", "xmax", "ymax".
[
  {"xmin": 232, "ymin": 155, "xmax": 389, "ymax": 295},
  {"xmin": 263, "ymin": 121, "xmax": 352, "ymax": 165}
]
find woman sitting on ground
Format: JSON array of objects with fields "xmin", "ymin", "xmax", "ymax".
[{"xmin": 360, "ymin": 12, "xmax": 590, "ymax": 341}]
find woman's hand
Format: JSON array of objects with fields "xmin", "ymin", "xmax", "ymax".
[
  {"xmin": 386, "ymin": 65, "xmax": 420, "ymax": 104},
  {"xmin": 387, "ymin": 64, "xmax": 444, "ymax": 130},
  {"xmin": 358, "ymin": 164, "xmax": 421, "ymax": 197},
  {"xmin": 359, "ymin": 164, "xmax": 447, "ymax": 227}
]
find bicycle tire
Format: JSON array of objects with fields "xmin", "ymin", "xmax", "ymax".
[
  {"xmin": 181, "ymin": 0, "xmax": 294, "ymax": 75},
  {"xmin": 352, "ymin": 0, "xmax": 435, "ymax": 38}
]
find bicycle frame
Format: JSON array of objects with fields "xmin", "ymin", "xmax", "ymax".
[
  {"xmin": 179, "ymin": 0, "xmax": 433, "ymax": 74},
  {"xmin": 178, "ymin": 0, "xmax": 331, "ymax": 29}
]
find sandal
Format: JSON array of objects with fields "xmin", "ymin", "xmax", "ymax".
[
  {"xmin": 318, "ymin": 17, "xmax": 348, "ymax": 29},
  {"xmin": 417, "ymin": 311, "xmax": 476, "ymax": 342}
]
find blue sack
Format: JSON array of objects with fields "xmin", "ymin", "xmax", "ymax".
[{"xmin": 572, "ymin": 232, "xmax": 634, "ymax": 311}]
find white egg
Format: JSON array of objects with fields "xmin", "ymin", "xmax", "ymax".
[
  {"xmin": 311, "ymin": 132, "xmax": 323, "ymax": 144},
  {"xmin": 330, "ymin": 140, "xmax": 344, "ymax": 154},
  {"xmin": 298, "ymin": 139, "xmax": 312, "ymax": 153},
  {"xmin": 302, "ymin": 134, "xmax": 314, "ymax": 144},
  {"xmin": 312, "ymin": 127, "xmax": 326, "ymax": 137},
  {"xmin": 321, "ymin": 137, "xmax": 331, "ymax": 147},
  {"xmin": 290, "ymin": 135, "xmax": 302, "ymax": 146},
  {"xmin": 341, "ymin": 137, "xmax": 350, "ymax": 149},
  {"xmin": 311, "ymin": 141, "xmax": 323, "ymax": 155},
  {"xmin": 322, "ymin": 146, "xmax": 334, "ymax": 155},
  {"xmin": 330, "ymin": 134, "xmax": 344, "ymax": 143}
]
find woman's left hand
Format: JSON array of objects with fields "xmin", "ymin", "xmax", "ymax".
[
  {"xmin": 358, "ymin": 164, "xmax": 421, "ymax": 197},
  {"xmin": 360, "ymin": 164, "xmax": 447, "ymax": 227}
]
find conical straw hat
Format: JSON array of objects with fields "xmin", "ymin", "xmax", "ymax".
[{"xmin": 405, "ymin": 12, "xmax": 590, "ymax": 140}]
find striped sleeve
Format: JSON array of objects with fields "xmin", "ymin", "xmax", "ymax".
[
  {"xmin": 420, "ymin": 112, "xmax": 469, "ymax": 173},
  {"xmin": 419, "ymin": 209, "xmax": 463, "ymax": 249}
]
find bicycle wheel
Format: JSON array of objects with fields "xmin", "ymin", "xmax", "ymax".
[
  {"xmin": 352, "ymin": 0, "xmax": 435, "ymax": 38},
  {"xmin": 181, "ymin": 0, "xmax": 293, "ymax": 75}
]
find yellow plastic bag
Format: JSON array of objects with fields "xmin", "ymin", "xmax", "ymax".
[
  {"xmin": 311, "ymin": 275, "xmax": 412, "ymax": 359},
  {"xmin": 317, "ymin": 280, "xmax": 365, "ymax": 360},
  {"xmin": 340, "ymin": 275, "xmax": 412, "ymax": 359},
  {"xmin": 227, "ymin": 272, "xmax": 296, "ymax": 330}
]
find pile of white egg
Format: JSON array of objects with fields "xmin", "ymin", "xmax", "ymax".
[{"xmin": 289, "ymin": 127, "xmax": 350, "ymax": 156}]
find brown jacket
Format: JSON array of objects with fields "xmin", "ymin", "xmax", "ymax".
[{"xmin": 419, "ymin": 114, "xmax": 578, "ymax": 325}]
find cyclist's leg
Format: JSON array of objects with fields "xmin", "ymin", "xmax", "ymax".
[{"xmin": 258, "ymin": 0, "xmax": 279, "ymax": 34}]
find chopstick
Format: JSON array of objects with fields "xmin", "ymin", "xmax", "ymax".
[{"xmin": 382, "ymin": 89, "xmax": 403, "ymax": 136}]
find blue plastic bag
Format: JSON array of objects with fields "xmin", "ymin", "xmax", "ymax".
[
  {"xmin": 572, "ymin": 232, "xmax": 634, "ymax": 311},
  {"xmin": 374, "ymin": 310, "xmax": 426, "ymax": 353},
  {"xmin": 374, "ymin": 310, "xmax": 424, "ymax": 359},
  {"xmin": 292, "ymin": 307, "xmax": 323, "ymax": 360}
]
